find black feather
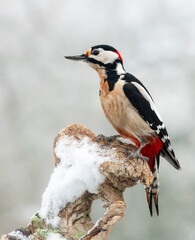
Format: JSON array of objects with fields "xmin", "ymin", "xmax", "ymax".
[{"xmin": 122, "ymin": 77, "xmax": 181, "ymax": 170}]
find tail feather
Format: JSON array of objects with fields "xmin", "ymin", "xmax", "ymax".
[
  {"xmin": 154, "ymin": 194, "xmax": 159, "ymax": 215},
  {"xmin": 145, "ymin": 154, "xmax": 160, "ymax": 216},
  {"xmin": 160, "ymin": 147, "xmax": 181, "ymax": 170},
  {"xmin": 145, "ymin": 186, "xmax": 153, "ymax": 216}
]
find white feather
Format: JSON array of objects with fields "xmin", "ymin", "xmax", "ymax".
[
  {"xmin": 132, "ymin": 82, "xmax": 163, "ymax": 122},
  {"xmin": 90, "ymin": 48, "xmax": 118, "ymax": 64}
]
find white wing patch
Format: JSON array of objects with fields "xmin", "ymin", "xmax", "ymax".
[
  {"xmin": 156, "ymin": 123, "xmax": 165, "ymax": 134},
  {"xmin": 131, "ymin": 82, "xmax": 163, "ymax": 122},
  {"xmin": 161, "ymin": 135, "xmax": 170, "ymax": 143}
]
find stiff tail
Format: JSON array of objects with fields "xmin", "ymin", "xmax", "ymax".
[
  {"xmin": 160, "ymin": 146, "xmax": 181, "ymax": 170},
  {"xmin": 144, "ymin": 154, "xmax": 160, "ymax": 216}
]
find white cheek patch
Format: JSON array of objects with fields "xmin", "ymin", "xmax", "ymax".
[
  {"xmin": 90, "ymin": 49, "xmax": 118, "ymax": 64},
  {"xmin": 99, "ymin": 51, "xmax": 118, "ymax": 64}
]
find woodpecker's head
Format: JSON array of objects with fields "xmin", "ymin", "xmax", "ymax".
[{"xmin": 65, "ymin": 44, "xmax": 125, "ymax": 74}]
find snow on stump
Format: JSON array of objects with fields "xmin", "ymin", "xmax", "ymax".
[{"xmin": 1, "ymin": 124, "xmax": 153, "ymax": 240}]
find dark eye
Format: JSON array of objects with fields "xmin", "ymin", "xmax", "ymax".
[{"xmin": 92, "ymin": 49, "xmax": 99, "ymax": 56}]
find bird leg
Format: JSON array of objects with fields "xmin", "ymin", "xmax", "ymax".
[
  {"xmin": 96, "ymin": 134, "xmax": 149, "ymax": 161},
  {"xmin": 128, "ymin": 141, "xmax": 149, "ymax": 162}
]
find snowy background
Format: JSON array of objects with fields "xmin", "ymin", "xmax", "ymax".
[{"xmin": 0, "ymin": 0, "xmax": 195, "ymax": 239}]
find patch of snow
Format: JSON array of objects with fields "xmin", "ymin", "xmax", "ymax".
[
  {"xmin": 39, "ymin": 136, "xmax": 115, "ymax": 227},
  {"xmin": 46, "ymin": 233, "xmax": 67, "ymax": 240},
  {"xmin": 8, "ymin": 230, "xmax": 32, "ymax": 240}
]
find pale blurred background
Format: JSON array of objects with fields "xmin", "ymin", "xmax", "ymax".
[{"xmin": 0, "ymin": 0, "xmax": 195, "ymax": 239}]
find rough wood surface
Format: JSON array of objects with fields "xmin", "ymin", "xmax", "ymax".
[{"xmin": 1, "ymin": 124, "xmax": 153, "ymax": 240}]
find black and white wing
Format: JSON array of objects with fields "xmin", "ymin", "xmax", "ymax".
[{"xmin": 123, "ymin": 73, "xmax": 181, "ymax": 170}]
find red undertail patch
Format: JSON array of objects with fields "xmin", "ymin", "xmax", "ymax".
[{"xmin": 141, "ymin": 138, "xmax": 163, "ymax": 170}]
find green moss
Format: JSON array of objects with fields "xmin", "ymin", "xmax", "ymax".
[
  {"xmin": 20, "ymin": 226, "xmax": 26, "ymax": 231},
  {"xmin": 33, "ymin": 231, "xmax": 46, "ymax": 240},
  {"xmin": 47, "ymin": 224, "xmax": 61, "ymax": 233},
  {"xmin": 74, "ymin": 229, "xmax": 85, "ymax": 240},
  {"xmin": 39, "ymin": 230, "xmax": 48, "ymax": 238},
  {"xmin": 30, "ymin": 213, "xmax": 62, "ymax": 239},
  {"xmin": 52, "ymin": 229, "xmax": 61, "ymax": 234},
  {"xmin": 31, "ymin": 213, "xmax": 46, "ymax": 230},
  {"xmin": 33, "ymin": 230, "xmax": 63, "ymax": 240},
  {"xmin": 83, "ymin": 211, "xmax": 89, "ymax": 221}
]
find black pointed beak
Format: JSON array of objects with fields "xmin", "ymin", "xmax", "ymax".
[{"xmin": 64, "ymin": 54, "xmax": 87, "ymax": 61}]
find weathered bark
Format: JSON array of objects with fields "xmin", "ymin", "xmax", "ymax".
[{"xmin": 1, "ymin": 124, "xmax": 153, "ymax": 240}]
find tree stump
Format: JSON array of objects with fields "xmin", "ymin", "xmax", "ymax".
[{"xmin": 1, "ymin": 124, "xmax": 153, "ymax": 240}]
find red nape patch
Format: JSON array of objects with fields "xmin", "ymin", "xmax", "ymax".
[
  {"xmin": 114, "ymin": 51, "xmax": 123, "ymax": 62},
  {"xmin": 141, "ymin": 138, "xmax": 163, "ymax": 171}
]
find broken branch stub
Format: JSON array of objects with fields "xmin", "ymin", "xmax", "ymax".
[{"xmin": 1, "ymin": 124, "xmax": 153, "ymax": 240}]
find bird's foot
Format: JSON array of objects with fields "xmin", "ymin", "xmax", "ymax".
[
  {"xmin": 96, "ymin": 134, "xmax": 121, "ymax": 142},
  {"xmin": 128, "ymin": 152, "xmax": 149, "ymax": 162}
]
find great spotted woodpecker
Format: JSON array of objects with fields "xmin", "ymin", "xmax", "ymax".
[{"xmin": 65, "ymin": 44, "xmax": 181, "ymax": 216}]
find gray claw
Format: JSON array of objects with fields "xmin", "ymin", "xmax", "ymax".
[
  {"xmin": 96, "ymin": 134, "xmax": 105, "ymax": 141},
  {"xmin": 96, "ymin": 134, "xmax": 121, "ymax": 142},
  {"xmin": 128, "ymin": 152, "xmax": 149, "ymax": 162}
]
